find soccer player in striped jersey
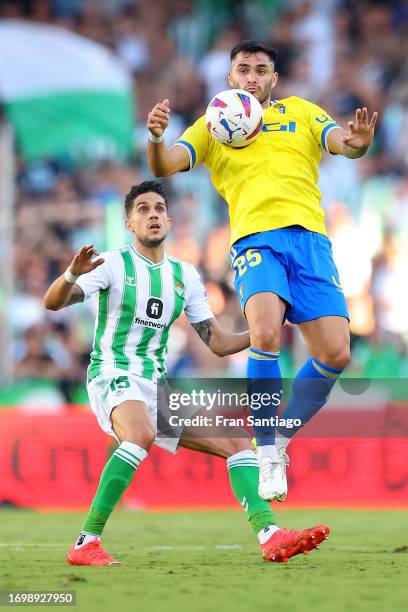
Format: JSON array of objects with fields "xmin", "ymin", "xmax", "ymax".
[
  {"xmin": 44, "ymin": 180, "xmax": 329, "ymax": 565},
  {"xmin": 146, "ymin": 40, "xmax": 378, "ymax": 502}
]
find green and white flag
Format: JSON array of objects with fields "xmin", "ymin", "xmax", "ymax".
[{"xmin": 0, "ymin": 20, "xmax": 134, "ymax": 161}]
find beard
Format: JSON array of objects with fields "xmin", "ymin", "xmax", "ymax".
[
  {"xmin": 231, "ymin": 78, "xmax": 273, "ymax": 106},
  {"xmin": 138, "ymin": 232, "xmax": 167, "ymax": 248}
]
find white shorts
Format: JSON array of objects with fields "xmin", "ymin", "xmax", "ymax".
[{"xmin": 87, "ymin": 370, "xmax": 180, "ymax": 454}]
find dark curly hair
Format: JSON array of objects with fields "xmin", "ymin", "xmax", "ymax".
[{"xmin": 125, "ymin": 180, "xmax": 168, "ymax": 216}]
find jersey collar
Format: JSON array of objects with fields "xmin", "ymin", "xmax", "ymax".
[{"xmin": 130, "ymin": 244, "xmax": 166, "ymax": 268}]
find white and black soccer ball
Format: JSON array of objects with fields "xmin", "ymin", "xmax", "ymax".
[{"xmin": 205, "ymin": 89, "xmax": 264, "ymax": 148}]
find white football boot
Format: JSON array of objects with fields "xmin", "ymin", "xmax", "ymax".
[{"xmin": 258, "ymin": 448, "xmax": 290, "ymax": 501}]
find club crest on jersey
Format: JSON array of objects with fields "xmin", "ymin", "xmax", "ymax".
[
  {"xmin": 146, "ymin": 297, "xmax": 163, "ymax": 319},
  {"xmin": 175, "ymin": 282, "xmax": 185, "ymax": 298},
  {"xmin": 273, "ymin": 102, "xmax": 286, "ymax": 114}
]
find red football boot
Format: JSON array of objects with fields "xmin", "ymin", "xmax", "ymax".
[
  {"xmin": 66, "ymin": 540, "xmax": 122, "ymax": 566},
  {"xmin": 261, "ymin": 524, "xmax": 330, "ymax": 562}
]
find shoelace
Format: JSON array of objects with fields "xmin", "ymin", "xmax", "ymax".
[
  {"xmin": 259, "ymin": 458, "xmax": 276, "ymax": 480},
  {"xmin": 259, "ymin": 454, "xmax": 289, "ymax": 479}
]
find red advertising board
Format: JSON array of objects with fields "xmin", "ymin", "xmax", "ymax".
[{"xmin": 0, "ymin": 410, "xmax": 407, "ymax": 510}]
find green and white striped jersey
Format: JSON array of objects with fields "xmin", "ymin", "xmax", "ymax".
[{"xmin": 76, "ymin": 245, "xmax": 213, "ymax": 381}]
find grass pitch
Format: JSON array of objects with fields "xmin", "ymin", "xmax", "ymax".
[{"xmin": 0, "ymin": 508, "xmax": 406, "ymax": 612}]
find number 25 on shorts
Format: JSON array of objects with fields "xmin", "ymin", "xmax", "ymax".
[{"xmin": 232, "ymin": 249, "xmax": 262, "ymax": 277}]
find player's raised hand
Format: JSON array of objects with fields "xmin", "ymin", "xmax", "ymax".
[
  {"xmin": 147, "ymin": 99, "xmax": 170, "ymax": 137},
  {"xmin": 69, "ymin": 245, "xmax": 104, "ymax": 276},
  {"xmin": 342, "ymin": 107, "xmax": 378, "ymax": 150}
]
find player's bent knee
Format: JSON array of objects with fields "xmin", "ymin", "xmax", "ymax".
[
  {"xmin": 318, "ymin": 347, "xmax": 351, "ymax": 371},
  {"xmin": 112, "ymin": 418, "xmax": 155, "ymax": 449},
  {"xmin": 217, "ymin": 435, "xmax": 253, "ymax": 458},
  {"xmin": 336, "ymin": 348, "xmax": 351, "ymax": 370},
  {"xmin": 225, "ymin": 437, "xmax": 254, "ymax": 457},
  {"xmin": 123, "ymin": 428, "xmax": 155, "ymax": 450},
  {"xmin": 111, "ymin": 400, "xmax": 155, "ymax": 449},
  {"xmin": 250, "ymin": 326, "xmax": 280, "ymax": 353}
]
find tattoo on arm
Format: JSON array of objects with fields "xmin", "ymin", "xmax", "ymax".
[
  {"xmin": 64, "ymin": 284, "xmax": 85, "ymax": 306},
  {"xmin": 192, "ymin": 319, "xmax": 213, "ymax": 345}
]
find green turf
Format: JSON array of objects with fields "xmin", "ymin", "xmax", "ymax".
[{"xmin": 0, "ymin": 508, "xmax": 406, "ymax": 612}]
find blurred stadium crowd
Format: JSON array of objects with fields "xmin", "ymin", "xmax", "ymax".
[{"xmin": 2, "ymin": 0, "xmax": 408, "ymax": 405}]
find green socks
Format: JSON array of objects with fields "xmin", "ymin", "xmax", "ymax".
[
  {"xmin": 227, "ymin": 450, "xmax": 277, "ymax": 534},
  {"xmin": 81, "ymin": 441, "xmax": 148, "ymax": 536},
  {"xmin": 80, "ymin": 445, "xmax": 274, "ymax": 542}
]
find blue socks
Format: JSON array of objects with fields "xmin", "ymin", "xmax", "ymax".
[
  {"xmin": 247, "ymin": 347, "xmax": 282, "ymax": 446},
  {"xmin": 277, "ymin": 357, "xmax": 343, "ymax": 440},
  {"xmin": 247, "ymin": 350, "xmax": 343, "ymax": 448}
]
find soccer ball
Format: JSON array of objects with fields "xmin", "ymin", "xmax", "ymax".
[{"xmin": 205, "ymin": 89, "xmax": 264, "ymax": 148}]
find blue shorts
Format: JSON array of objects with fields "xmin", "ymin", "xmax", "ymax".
[{"xmin": 230, "ymin": 228, "xmax": 349, "ymax": 324}]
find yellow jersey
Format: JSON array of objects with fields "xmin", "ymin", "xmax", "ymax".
[{"xmin": 175, "ymin": 96, "xmax": 339, "ymax": 245}]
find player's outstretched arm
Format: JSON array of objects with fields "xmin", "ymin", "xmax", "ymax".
[
  {"xmin": 43, "ymin": 244, "xmax": 104, "ymax": 311},
  {"xmin": 147, "ymin": 98, "xmax": 190, "ymax": 176},
  {"xmin": 327, "ymin": 107, "xmax": 378, "ymax": 159},
  {"xmin": 192, "ymin": 318, "xmax": 250, "ymax": 357}
]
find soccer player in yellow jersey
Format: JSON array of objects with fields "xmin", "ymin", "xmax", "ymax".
[{"xmin": 146, "ymin": 40, "xmax": 378, "ymax": 502}]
